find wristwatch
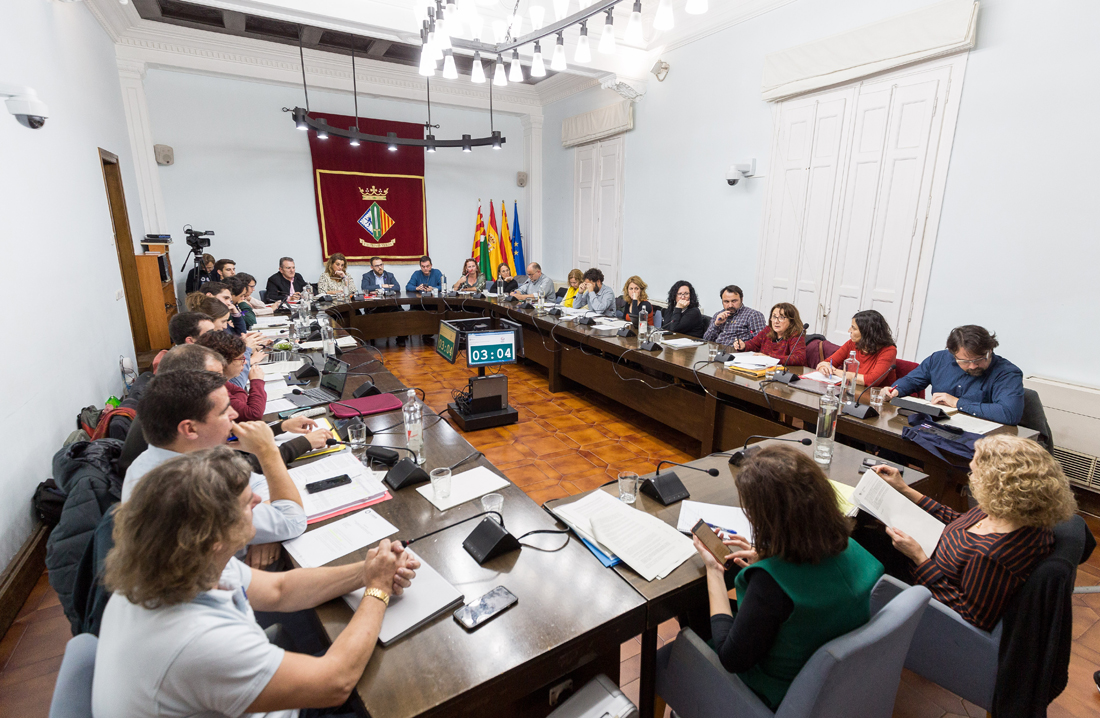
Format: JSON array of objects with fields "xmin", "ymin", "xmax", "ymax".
[{"xmin": 364, "ymin": 587, "xmax": 390, "ymax": 606}]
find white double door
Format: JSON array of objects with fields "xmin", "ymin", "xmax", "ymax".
[
  {"xmin": 755, "ymin": 55, "xmax": 967, "ymax": 358},
  {"xmin": 573, "ymin": 135, "xmax": 625, "ymax": 291}
]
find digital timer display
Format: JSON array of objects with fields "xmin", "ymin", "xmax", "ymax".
[{"xmin": 466, "ymin": 330, "xmax": 518, "ymax": 368}]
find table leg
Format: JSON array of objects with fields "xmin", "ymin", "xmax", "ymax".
[
  {"xmin": 638, "ymin": 625, "xmax": 658, "ymax": 718},
  {"xmin": 548, "ymin": 343, "xmax": 563, "ymax": 393}
]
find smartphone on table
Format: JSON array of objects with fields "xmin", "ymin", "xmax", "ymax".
[{"xmin": 453, "ymin": 586, "xmax": 518, "ymax": 631}]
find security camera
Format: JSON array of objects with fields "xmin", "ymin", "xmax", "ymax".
[
  {"xmin": 0, "ymin": 83, "xmax": 49, "ymax": 129},
  {"xmin": 726, "ymin": 168, "xmax": 744, "ymax": 186},
  {"xmin": 726, "ymin": 160, "xmax": 757, "ymax": 187}
]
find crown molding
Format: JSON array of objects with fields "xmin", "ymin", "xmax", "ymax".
[
  {"xmin": 532, "ymin": 73, "xmax": 602, "ymax": 106},
  {"xmin": 655, "ymin": 0, "xmax": 798, "ymax": 56}
]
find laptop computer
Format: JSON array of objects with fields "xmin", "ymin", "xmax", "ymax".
[{"xmin": 288, "ymin": 357, "xmax": 349, "ymax": 407}]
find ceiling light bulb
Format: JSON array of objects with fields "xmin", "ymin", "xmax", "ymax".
[
  {"xmin": 598, "ymin": 10, "xmax": 616, "ymax": 55},
  {"xmin": 653, "ymin": 0, "xmax": 673, "ymax": 30},
  {"xmin": 493, "ymin": 55, "xmax": 507, "ymax": 86},
  {"xmin": 625, "ymin": 1, "xmax": 643, "ymax": 44},
  {"xmin": 510, "ymin": 14, "xmax": 523, "ymax": 36},
  {"xmin": 469, "ymin": 14, "xmax": 484, "ymax": 40},
  {"xmin": 509, "ymin": 49, "xmax": 524, "ymax": 82},
  {"xmin": 492, "ymin": 20, "xmax": 507, "ymax": 43},
  {"xmin": 575, "ymin": 22, "xmax": 591, "ymax": 63},
  {"xmin": 531, "ymin": 41, "xmax": 546, "ymax": 77},
  {"xmin": 295, "ymin": 113, "xmax": 309, "ymax": 130},
  {"xmin": 418, "ymin": 46, "xmax": 436, "ymax": 76},
  {"xmin": 529, "ymin": 4, "xmax": 545, "ymax": 30},
  {"xmin": 387, "ymin": 132, "xmax": 398, "ymax": 152},
  {"xmin": 462, "ymin": 134, "xmax": 472, "ymax": 152},
  {"xmin": 550, "ymin": 33, "xmax": 567, "ymax": 71},
  {"xmin": 348, "ymin": 126, "xmax": 360, "ymax": 146},
  {"xmin": 425, "ymin": 134, "xmax": 436, "ymax": 153},
  {"xmin": 492, "ymin": 130, "xmax": 502, "ymax": 149},
  {"xmin": 442, "ymin": 50, "xmax": 458, "ymax": 79},
  {"xmin": 436, "ymin": 20, "xmax": 452, "ymax": 50},
  {"xmin": 684, "ymin": 0, "xmax": 707, "ymax": 14},
  {"xmin": 426, "ymin": 30, "xmax": 443, "ymax": 61},
  {"xmin": 471, "ymin": 50, "xmax": 486, "ymax": 83},
  {"xmin": 316, "ymin": 124, "xmax": 329, "ymax": 140},
  {"xmin": 553, "ymin": 0, "xmax": 570, "ymax": 21}
]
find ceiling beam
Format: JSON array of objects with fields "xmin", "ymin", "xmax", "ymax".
[
  {"xmin": 366, "ymin": 40, "xmax": 391, "ymax": 58},
  {"xmin": 222, "ymin": 10, "xmax": 246, "ymax": 34}
]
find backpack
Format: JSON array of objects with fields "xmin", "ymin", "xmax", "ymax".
[
  {"xmin": 900, "ymin": 413, "xmax": 981, "ymax": 467},
  {"xmin": 32, "ymin": 479, "xmax": 67, "ymax": 526}
]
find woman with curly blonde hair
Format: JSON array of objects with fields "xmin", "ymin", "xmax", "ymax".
[{"xmin": 868, "ymin": 434, "xmax": 1076, "ymax": 630}]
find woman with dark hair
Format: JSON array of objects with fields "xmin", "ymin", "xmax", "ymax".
[
  {"xmin": 734, "ymin": 302, "xmax": 807, "ymax": 366},
  {"xmin": 198, "ymin": 297, "xmax": 232, "ymax": 332},
  {"xmin": 453, "ymin": 258, "xmax": 486, "ymax": 292},
  {"xmin": 225, "ymin": 276, "xmax": 256, "ymax": 330},
  {"xmin": 318, "ymin": 253, "xmax": 356, "ymax": 300},
  {"xmin": 816, "ymin": 310, "xmax": 897, "ymax": 386},
  {"xmin": 488, "ymin": 262, "xmax": 518, "ymax": 294},
  {"xmin": 662, "ymin": 281, "xmax": 708, "ymax": 337},
  {"xmin": 197, "ymin": 331, "xmax": 267, "ymax": 421},
  {"xmin": 685, "ymin": 445, "xmax": 884, "ymax": 709}
]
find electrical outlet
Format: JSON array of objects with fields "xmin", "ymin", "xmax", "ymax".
[
  {"xmin": 548, "ymin": 679, "xmax": 573, "ymax": 707},
  {"xmin": 116, "ymin": 288, "xmax": 124, "ymax": 301}
]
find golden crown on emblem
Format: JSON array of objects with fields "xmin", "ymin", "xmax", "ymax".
[{"xmin": 359, "ymin": 185, "xmax": 389, "ymax": 201}]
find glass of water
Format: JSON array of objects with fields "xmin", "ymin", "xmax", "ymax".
[
  {"xmin": 429, "ymin": 468, "xmax": 452, "ymax": 500},
  {"xmin": 618, "ymin": 472, "xmax": 640, "ymax": 504},
  {"xmin": 708, "ymin": 345, "xmax": 719, "ymax": 362},
  {"xmin": 869, "ymin": 387, "xmax": 886, "ymax": 411},
  {"xmin": 481, "ymin": 492, "xmax": 504, "ymax": 521},
  {"xmin": 347, "ymin": 420, "xmax": 367, "ymax": 449}
]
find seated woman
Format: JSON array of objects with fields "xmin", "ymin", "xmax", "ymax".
[
  {"xmin": 318, "ymin": 253, "xmax": 356, "ymax": 300},
  {"xmin": 453, "ymin": 258, "xmax": 486, "ymax": 292},
  {"xmin": 687, "ymin": 445, "xmax": 884, "ymax": 709},
  {"xmin": 815, "ymin": 309, "xmax": 897, "ymax": 386},
  {"xmin": 225, "ymin": 276, "xmax": 256, "ymax": 330},
  {"xmin": 620, "ymin": 275, "xmax": 654, "ymax": 326},
  {"xmin": 198, "ymin": 297, "xmax": 233, "ymax": 332},
  {"xmin": 555, "ymin": 269, "xmax": 583, "ymax": 306},
  {"xmin": 867, "ymin": 434, "xmax": 1075, "ymax": 631},
  {"xmin": 733, "ymin": 302, "xmax": 806, "ymax": 366},
  {"xmin": 184, "ymin": 291, "xmax": 207, "ymax": 313},
  {"xmin": 662, "ymin": 281, "xmax": 708, "ymax": 338},
  {"xmin": 197, "ymin": 331, "xmax": 268, "ymax": 421},
  {"xmin": 487, "ymin": 262, "xmax": 518, "ymax": 294}
]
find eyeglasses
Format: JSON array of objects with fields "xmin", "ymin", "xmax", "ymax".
[
  {"xmin": 953, "ymin": 352, "xmax": 990, "ymax": 366},
  {"xmin": 770, "ymin": 315, "xmax": 788, "ymax": 322}
]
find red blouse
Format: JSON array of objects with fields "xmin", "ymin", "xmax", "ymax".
[
  {"xmin": 827, "ymin": 340, "xmax": 897, "ymax": 386},
  {"xmin": 742, "ymin": 328, "xmax": 806, "ymax": 367},
  {"xmin": 226, "ymin": 379, "xmax": 267, "ymax": 422}
]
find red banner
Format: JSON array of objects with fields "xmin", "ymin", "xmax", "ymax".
[{"xmin": 307, "ymin": 112, "xmax": 427, "ymax": 263}]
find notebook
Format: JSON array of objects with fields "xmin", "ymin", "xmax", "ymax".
[{"xmin": 343, "ymin": 550, "xmax": 464, "ymax": 646}]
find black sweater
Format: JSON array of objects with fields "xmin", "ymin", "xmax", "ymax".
[
  {"xmin": 663, "ymin": 306, "xmax": 708, "ymax": 338},
  {"xmin": 711, "ymin": 567, "xmax": 794, "ymax": 675},
  {"xmin": 265, "ymin": 273, "xmax": 307, "ymax": 303}
]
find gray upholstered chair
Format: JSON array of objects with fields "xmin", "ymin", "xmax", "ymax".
[
  {"xmin": 49, "ymin": 633, "xmax": 98, "ymax": 718},
  {"xmin": 655, "ymin": 578, "xmax": 930, "ymax": 718},
  {"xmin": 1019, "ymin": 388, "xmax": 1054, "ymax": 453}
]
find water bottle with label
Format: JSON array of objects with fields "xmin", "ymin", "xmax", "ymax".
[
  {"xmin": 814, "ymin": 384, "xmax": 840, "ymax": 465},
  {"xmin": 321, "ymin": 324, "xmax": 336, "ymax": 357},
  {"xmin": 638, "ymin": 305, "xmax": 648, "ymax": 339},
  {"xmin": 441, "ymin": 274, "xmax": 448, "ymax": 295},
  {"xmin": 839, "ymin": 350, "xmax": 860, "ymax": 404},
  {"xmin": 402, "ymin": 389, "xmax": 425, "ymax": 465}
]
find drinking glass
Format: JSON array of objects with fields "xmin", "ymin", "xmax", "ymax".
[
  {"xmin": 347, "ymin": 421, "xmax": 367, "ymax": 449},
  {"xmin": 618, "ymin": 472, "xmax": 640, "ymax": 504},
  {"xmin": 481, "ymin": 493, "xmax": 504, "ymax": 521},
  {"xmin": 708, "ymin": 346, "xmax": 719, "ymax": 362},
  {"xmin": 869, "ymin": 387, "xmax": 886, "ymax": 411},
  {"xmin": 430, "ymin": 468, "xmax": 452, "ymax": 500}
]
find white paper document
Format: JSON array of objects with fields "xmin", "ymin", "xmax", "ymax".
[
  {"xmin": 675, "ymin": 500, "xmax": 754, "ymax": 543},
  {"xmin": 663, "ymin": 338, "xmax": 704, "ymax": 349},
  {"xmin": 724, "ymin": 352, "xmax": 781, "ymax": 368},
  {"xmin": 264, "ymin": 378, "xmax": 290, "ymax": 398},
  {"xmin": 282, "ymin": 509, "xmax": 398, "ymax": 567},
  {"xmin": 799, "ymin": 371, "xmax": 842, "ymax": 385},
  {"xmin": 944, "ymin": 412, "xmax": 1002, "ymax": 435},
  {"xmin": 298, "ymin": 336, "xmax": 357, "ymax": 351},
  {"xmin": 851, "ymin": 470, "xmax": 946, "ymax": 557},
  {"xmin": 254, "ymin": 316, "xmax": 290, "ymax": 327},
  {"xmin": 415, "ymin": 466, "xmax": 509, "ymax": 511},
  {"xmin": 264, "ymin": 398, "xmax": 297, "ymax": 414},
  {"xmin": 287, "ymin": 453, "xmax": 388, "ymax": 519},
  {"xmin": 344, "ymin": 550, "xmax": 464, "ymax": 646},
  {"xmin": 896, "ymin": 396, "xmax": 959, "ymax": 415},
  {"xmin": 262, "ymin": 359, "xmax": 305, "ymax": 377}
]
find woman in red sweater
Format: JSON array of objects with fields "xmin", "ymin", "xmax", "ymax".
[
  {"xmin": 815, "ymin": 309, "xmax": 897, "ymax": 386},
  {"xmin": 733, "ymin": 302, "xmax": 806, "ymax": 366},
  {"xmin": 197, "ymin": 331, "xmax": 268, "ymax": 421}
]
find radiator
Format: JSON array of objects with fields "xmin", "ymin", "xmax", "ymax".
[{"xmin": 1024, "ymin": 376, "xmax": 1100, "ymax": 492}]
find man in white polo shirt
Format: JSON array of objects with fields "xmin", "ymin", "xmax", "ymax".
[{"xmin": 94, "ymin": 448, "xmax": 418, "ymax": 717}]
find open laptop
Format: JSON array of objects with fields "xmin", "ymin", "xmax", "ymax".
[{"xmin": 288, "ymin": 357, "xmax": 349, "ymax": 407}]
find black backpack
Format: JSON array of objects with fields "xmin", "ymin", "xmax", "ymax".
[{"xmin": 32, "ymin": 479, "xmax": 67, "ymax": 526}]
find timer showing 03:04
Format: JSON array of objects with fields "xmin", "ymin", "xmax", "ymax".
[
  {"xmin": 470, "ymin": 346, "xmax": 512, "ymax": 362},
  {"xmin": 466, "ymin": 330, "xmax": 518, "ymax": 368}
]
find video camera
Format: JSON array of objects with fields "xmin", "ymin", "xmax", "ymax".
[{"xmin": 184, "ymin": 227, "xmax": 214, "ymax": 249}]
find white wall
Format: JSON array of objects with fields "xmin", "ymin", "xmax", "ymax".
[
  {"xmin": 541, "ymin": 0, "xmax": 1100, "ymax": 386},
  {"xmin": 143, "ymin": 69, "xmax": 526, "ymax": 296},
  {"xmin": 0, "ymin": 3, "xmax": 145, "ymax": 568}
]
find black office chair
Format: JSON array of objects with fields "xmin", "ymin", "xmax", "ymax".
[
  {"xmin": 1020, "ymin": 388, "xmax": 1055, "ymax": 454},
  {"xmin": 259, "ymin": 289, "xmax": 267, "ymax": 302}
]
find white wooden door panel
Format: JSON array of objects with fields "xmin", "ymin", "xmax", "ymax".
[
  {"xmin": 573, "ymin": 145, "xmax": 597, "ymax": 270},
  {"xmin": 595, "ymin": 136, "xmax": 624, "ymax": 290}
]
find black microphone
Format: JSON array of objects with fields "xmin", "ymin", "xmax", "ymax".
[
  {"xmin": 655, "ymin": 460, "xmax": 720, "ymax": 477},
  {"xmin": 639, "ymin": 460, "xmax": 702, "ymax": 506},
  {"xmin": 842, "ymin": 364, "xmax": 896, "ymax": 420},
  {"xmin": 728, "ymin": 435, "xmax": 814, "ymax": 466},
  {"xmin": 771, "ymin": 323, "xmax": 808, "ymax": 385}
]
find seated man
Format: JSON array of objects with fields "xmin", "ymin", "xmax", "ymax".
[
  {"xmin": 884, "ymin": 325, "xmax": 1024, "ymax": 424},
  {"xmin": 573, "ymin": 268, "xmax": 616, "ymax": 316},
  {"xmin": 266, "ymin": 257, "xmax": 308, "ymax": 304},
  {"xmin": 124, "ymin": 371, "xmax": 308, "ymax": 564},
  {"xmin": 214, "ymin": 258, "xmax": 236, "ymax": 281},
  {"xmin": 511, "ymin": 262, "xmax": 554, "ymax": 302},
  {"xmin": 361, "ymin": 256, "xmax": 406, "ymax": 347},
  {"xmin": 94, "ymin": 447, "xmax": 418, "ymax": 718},
  {"xmin": 405, "ymin": 255, "xmax": 443, "ymax": 345},
  {"xmin": 703, "ymin": 284, "xmax": 766, "ymax": 346},
  {"xmin": 184, "ymin": 253, "xmax": 215, "ymax": 293},
  {"xmin": 150, "ymin": 311, "xmax": 216, "ymax": 373}
]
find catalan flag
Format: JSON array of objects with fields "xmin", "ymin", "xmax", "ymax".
[
  {"xmin": 498, "ymin": 204, "xmax": 517, "ymax": 278},
  {"xmin": 471, "ymin": 203, "xmax": 492, "ymax": 280},
  {"xmin": 511, "ymin": 200, "xmax": 526, "ymax": 275},
  {"xmin": 486, "ymin": 201, "xmax": 503, "ymax": 279}
]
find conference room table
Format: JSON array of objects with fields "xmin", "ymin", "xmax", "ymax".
[
  {"xmin": 545, "ymin": 431, "xmax": 930, "ymax": 718},
  {"xmin": 324, "ymin": 293, "xmax": 1034, "ymax": 511},
  {"xmin": 268, "ymin": 340, "xmax": 647, "ymax": 718}
]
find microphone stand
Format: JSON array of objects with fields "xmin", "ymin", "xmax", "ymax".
[
  {"xmin": 771, "ymin": 323, "xmax": 807, "ymax": 385},
  {"xmin": 841, "ymin": 364, "xmax": 896, "ymax": 420},
  {"xmin": 728, "ymin": 435, "xmax": 814, "ymax": 466}
]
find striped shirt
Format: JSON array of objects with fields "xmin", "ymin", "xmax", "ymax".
[{"xmin": 911, "ymin": 497, "xmax": 1053, "ymax": 631}]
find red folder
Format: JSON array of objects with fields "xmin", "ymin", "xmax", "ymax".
[{"xmin": 330, "ymin": 393, "xmax": 404, "ymax": 419}]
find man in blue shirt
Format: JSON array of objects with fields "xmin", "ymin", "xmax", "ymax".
[
  {"xmin": 361, "ymin": 256, "xmax": 406, "ymax": 346},
  {"xmin": 405, "ymin": 255, "xmax": 443, "ymax": 345},
  {"xmin": 885, "ymin": 325, "xmax": 1024, "ymax": 425}
]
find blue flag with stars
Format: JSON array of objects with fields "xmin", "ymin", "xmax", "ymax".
[{"xmin": 511, "ymin": 201, "xmax": 526, "ymax": 273}]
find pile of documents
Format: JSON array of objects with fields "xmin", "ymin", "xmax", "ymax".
[
  {"xmin": 282, "ymin": 452, "xmax": 391, "ymax": 523},
  {"xmin": 298, "ymin": 336, "xmax": 358, "ymax": 351},
  {"xmin": 851, "ymin": 469, "xmax": 946, "ymax": 557},
  {"xmin": 416, "ymin": 466, "xmax": 509, "ymax": 511},
  {"xmin": 282, "ymin": 508, "xmax": 397, "ymax": 567},
  {"xmin": 552, "ymin": 490, "xmax": 695, "ymax": 581},
  {"xmin": 662, "ymin": 337, "xmax": 704, "ymax": 349}
]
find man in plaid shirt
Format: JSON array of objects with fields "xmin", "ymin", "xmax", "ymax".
[{"xmin": 702, "ymin": 285, "xmax": 767, "ymax": 346}]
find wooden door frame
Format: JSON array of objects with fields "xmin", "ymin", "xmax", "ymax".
[{"xmin": 100, "ymin": 148, "xmax": 147, "ymax": 353}]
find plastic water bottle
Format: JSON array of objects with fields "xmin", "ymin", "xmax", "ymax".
[
  {"xmin": 839, "ymin": 351, "xmax": 860, "ymax": 405},
  {"xmin": 402, "ymin": 389, "xmax": 425, "ymax": 465},
  {"xmin": 321, "ymin": 324, "xmax": 335, "ymax": 357},
  {"xmin": 441, "ymin": 274, "xmax": 448, "ymax": 294},
  {"xmin": 815, "ymin": 384, "xmax": 840, "ymax": 465},
  {"xmin": 638, "ymin": 306, "xmax": 648, "ymax": 339}
]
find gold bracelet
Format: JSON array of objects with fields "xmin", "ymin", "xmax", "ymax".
[{"xmin": 363, "ymin": 587, "xmax": 390, "ymax": 606}]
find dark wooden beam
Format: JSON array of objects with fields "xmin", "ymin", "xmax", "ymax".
[{"xmin": 366, "ymin": 40, "xmax": 392, "ymax": 57}]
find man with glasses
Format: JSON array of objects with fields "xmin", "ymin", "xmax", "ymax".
[
  {"xmin": 884, "ymin": 325, "xmax": 1024, "ymax": 424},
  {"xmin": 361, "ymin": 256, "xmax": 406, "ymax": 347}
]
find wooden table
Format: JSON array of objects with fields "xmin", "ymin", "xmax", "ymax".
[
  {"xmin": 274, "ymin": 341, "xmax": 646, "ymax": 718},
  {"xmin": 544, "ymin": 430, "xmax": 929, "ymax": 718},
  {"xmin": 324, "ymin": 294, "xmax": 1034, "ymax": 511}
]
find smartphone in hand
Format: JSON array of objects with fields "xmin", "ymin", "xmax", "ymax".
[{"xmin": 692, "ymin": 519, "xmax": 732, "ymax": 563}]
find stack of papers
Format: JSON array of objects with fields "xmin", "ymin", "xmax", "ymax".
[
  {"xmin": 851, "ymin": 470, "xmax": 945, "ymax": 556},
  {"xmin": 828, "ymin": 480, "xmax": 858, "ymax": 517},
  {"xmin": 674, "ymin": 500, "xmax": 754, "ymax": 542},
  {"xmin": 800, "ymin": 371, "xmax": 843, "ymax": 385},
  {"xmin": 261, "ymin": 359, "xmax": 305, "ymax": 378},
  {"xmin": 276, "ymin": 417, "xmax": 344, "ymax": 461},
  {"xmin": 282, "ymin": 509, "xmax": 398, "ymax": 567},
  {"xmin": 553, "ymin": 490, "xmax": 695, "ymax": 581},
  {"xmin": 298, "ymin": 336, "xmax": 358, "ymax": 351},
  {"xmin": 944, "ymin": 413, "xmax": 1002, "ymax": 435},
  {"xmin": 663, "ymin": 338, "xmax": 704, "ymax": 349},
  {"xmin": 723, "ymin": 353, "xmax": 781, "ymax": 369},
  {"xmin": 254, "ymin": 315, "xmax": 289, "ymax": 327},
  {"xmin": 415, "ymin": 466, "xmax": 509, "ymax": 511},
  {"xmin": 253, "ymin": 305, "xmax": 276, "ymax": 317},
  {"xmin": 283, "ymin": 452, "xmax": 391, "ymax": 523}
]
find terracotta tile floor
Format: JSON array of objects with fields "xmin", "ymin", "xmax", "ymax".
[{"xmin": 3, "ymin": 343, "xmax": 1099, "ymax": 717}]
